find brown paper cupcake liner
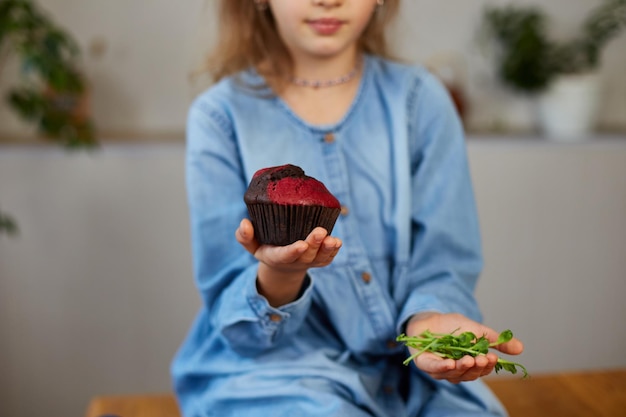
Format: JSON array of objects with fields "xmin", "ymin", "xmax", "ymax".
[{"xmin": 246, "ymin": 203, "xmax": 340, "ymax": 246}]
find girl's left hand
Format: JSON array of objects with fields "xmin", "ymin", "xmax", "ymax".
[{"xmin": 405, "ymin": 312, "xmax": 524, "ymax": 384}]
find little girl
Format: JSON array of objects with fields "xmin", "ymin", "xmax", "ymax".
[{"xmin": 171, "ymin": 1, "xmax": 524, "ymax": 416}]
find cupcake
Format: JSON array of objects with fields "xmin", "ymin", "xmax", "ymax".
[{"xmin": 244, "ymin": 164, "xmax": 341, "ymax": 246}]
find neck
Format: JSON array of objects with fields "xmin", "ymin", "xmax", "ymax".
[
  {"xmin": 291, "ymin": 49, "xmax": 361, "ymax": 84},
  {"xmin": 291, "ymin": 62, "xmax": 360, "ymax": 89}
]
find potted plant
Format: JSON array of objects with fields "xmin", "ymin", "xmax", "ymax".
[
  {"xmin": 0, "ymin": 0, "xmax": 97, "ymax": 148},
  {"xmin": 1, "ymin": 0, "xmax": 98, "ymax": 236},
  {"xmin": 0, "ymin": 210, "xmax": 18, "ymax": 236},
  {"xmin": 481, "ymin": 0, "xmax": 626, "ymax": 140}
]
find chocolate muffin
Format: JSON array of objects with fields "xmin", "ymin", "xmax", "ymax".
[{"xmin": 244, "ymin": 164, "xmax": 341, "ymax": 246}]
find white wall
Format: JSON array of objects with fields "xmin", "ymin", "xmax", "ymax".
[
  {"xmin": 0, "ymin": 144, "xmax": 197, "ymax": 417},
  {"xmin": 0, "ymin": 0, "xmax": 625, "ymax": 136},
  {"xmin": 469, "ymin": 137, "xmax": 626, "ymax": 372},
  {"xmin": 1, "ymin": 137, "xmax": 626, "ymax": 417}
]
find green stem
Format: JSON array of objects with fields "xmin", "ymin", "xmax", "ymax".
[{"xmin": 402, "ymin": 338, "xmax": 440, "ymax": 366}]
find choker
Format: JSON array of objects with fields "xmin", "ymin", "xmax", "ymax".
[{"xmin": 291, "ymin": 66, "xmax": 359, "ymax": 89}]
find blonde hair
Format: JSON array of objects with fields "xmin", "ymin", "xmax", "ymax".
[{"xmin": 205, "ymin": 0, "xmax": 400, "ymax": 91}]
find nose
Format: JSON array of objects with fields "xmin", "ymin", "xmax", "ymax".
[{"xmin": 312, "ymin": 0, "xmax": 342, "ymax": 7}]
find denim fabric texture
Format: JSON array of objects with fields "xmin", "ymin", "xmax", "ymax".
[{"xmin": 171, "ymin": 55, "xmax": 506, "ymax": 417}]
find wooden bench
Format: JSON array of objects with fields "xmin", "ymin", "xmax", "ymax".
[{"xmin": 85, "ymin": 369, "xmax": 626, "ymax": 417}]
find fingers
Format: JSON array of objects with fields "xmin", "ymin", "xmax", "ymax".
[
  {"xmin": 236, "ymin": 218, "xmax": 307, "ymax": 262},
  {"xmin": 235, "ymin": 218, "xmax": 259, "ymax": 255},
  {"xmin": 480, "ymin": 352, "xmax": 500, "ymax": 377},
  {"xmin": 236, "ymin": 222, "xmax": 342, "ymax": 269},
  {"xmin": 414, "ymin": 352, "xmax": 456, "ymax": 374},
  {"xmin": 298, "ymin": 227, "xmax": 326, "ymax": 263},
  {"xmin": 476, "ymin": 322, "xmax": 525, "ymax": 356},
  {"xmin": 494, "ymin": 337, "xmax": 524, "ymax": 356},
  {"xmin": 299, "ymin": 227, "xmax": 342, "ymax": 265},
  {"xmin": 446, "ymin": 353, "xmax": 497, "ymax": 383},
  {"xmin": 472, "ymin": 323, "xmax": 524, "ymax": 356},
  {"xmin": 415, "ymin": 352, "xmax": 499, "ymax": 384},
  {"xmin": 317, "ymin": 235, "xmax": 342, "ymax": 264},
  {"xmin": 259, "ymin": 228, "xmax": 331, "ymax": 266}
]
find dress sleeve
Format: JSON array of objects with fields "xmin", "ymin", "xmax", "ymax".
[
  {"xmin": 395, "ymin": 71, "xmax": 483, "ymax": 332},
  {"xmin": 185, "ymin": 96, "xmax": 313, "ymax": 356}
]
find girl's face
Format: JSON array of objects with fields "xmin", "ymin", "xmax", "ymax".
[{"xmin": 267, "ymin": 0, "xmax": 379, "ymax": 62}]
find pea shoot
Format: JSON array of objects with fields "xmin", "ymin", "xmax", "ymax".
[{"xmin": 396, "ymin": 329, "xmax": 529, "ymax": 378}]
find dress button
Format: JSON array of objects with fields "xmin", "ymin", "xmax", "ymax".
[
  {"xmin": 269, "ymin": 313, "xmax": 282, "ymax": 322},
  {"xmin": 340, "ymin": 206, "xmax": 349, "ymax": 216},
  {"xmin": 383, "ymin": 385, "xmax": 395, "ymax": 394},
  {"xmin": 386, "ymin": 340, "xmax": 398, "ymax": 350},
  {"xmin": 323, "ymin": 132, "xmax": 335, "ymax": 143},
  {"xmin": 361, "ymin": 272, "xmax": 372, "ymax": 283}
]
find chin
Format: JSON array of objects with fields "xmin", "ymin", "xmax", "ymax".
[{"xmin": 306, "ymin": 42, "xmax": 354, "ymax": 59}]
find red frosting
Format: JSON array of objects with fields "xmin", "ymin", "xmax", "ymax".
[{"xmin": 245, "ymin": 164, "xmax": 340, "ymax": 208}]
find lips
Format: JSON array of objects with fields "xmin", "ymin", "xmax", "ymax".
[{"xmin": 307, "ymin": 18, "xmax": 344, "ymax": 35}]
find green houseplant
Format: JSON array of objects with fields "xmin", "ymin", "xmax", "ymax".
[
  {"xmin": 1, "ymin": 0, "xmax": 98, "ymax": 236},
  {"xmin": 0, "ymin": 210, "xmax": 18, "ymax": 236},
  {"xmin": 482, "ymin": 0, "xmax": 626, "ymax": 94},
  {"xmin": 481, "ymin": 0, "xmax": 626, "ymax": 139},
  {"xmin": 0, "ymin": 0, "xmax": 97, "ymax": 148}
]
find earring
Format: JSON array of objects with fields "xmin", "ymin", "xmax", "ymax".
[{"xmin": 254, "ymin": 0, "xmax": 268, "ymax": 11}]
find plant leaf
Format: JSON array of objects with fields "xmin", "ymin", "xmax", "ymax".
[{"xmin": 496, "ymin": 329, "xmax": 514, "ymax": 345}]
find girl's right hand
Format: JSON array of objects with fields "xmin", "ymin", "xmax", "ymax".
[
  {"xmin": 235, "ymin": 218, "xmax": 342, "ymax": 273},
  {"xmin": 236, "ymin": 218, "xmax": 342, "ymax": 307}
]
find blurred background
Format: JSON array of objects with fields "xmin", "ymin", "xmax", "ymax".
[{"xmin": 1, "ymin": 1, "xmax": 625, "ymax": 416}]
